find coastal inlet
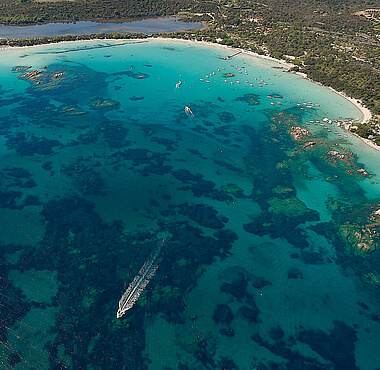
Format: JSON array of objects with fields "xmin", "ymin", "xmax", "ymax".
[{"xmin": 0, "ymin": 39, "xmax": 379, "ymax": 369}]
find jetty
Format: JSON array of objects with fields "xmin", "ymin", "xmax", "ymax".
[{"xmin": 219, "ymin": 51, "xmax": 242, "ymax": 60}]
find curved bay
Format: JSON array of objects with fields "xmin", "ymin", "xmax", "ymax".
[{"xmin": 0, "ymin": 39, "xmax": 379, "ymax": 369}]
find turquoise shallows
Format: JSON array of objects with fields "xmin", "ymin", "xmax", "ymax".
[{"xmin": 0, "ymin": 39, "xmax": 379, "ymax": 369}]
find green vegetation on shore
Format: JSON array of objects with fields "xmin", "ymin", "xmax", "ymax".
[
  {"xmin": 1, "ymin": 0, "xmax": 380, "ymax": 130},
  {"xmin": 0, "ymin": 0, "xmax": 202, "ymax": 24},
  {"xmin": 0, "ymin": 32, "xmax": 149, "ymax": 47}
]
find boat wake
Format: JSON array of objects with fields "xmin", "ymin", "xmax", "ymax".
[{"xmin": 116, "ymin": 233, "xmax": 168, "ymax": 318}]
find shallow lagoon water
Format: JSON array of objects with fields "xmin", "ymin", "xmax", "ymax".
[
  {"xmin": 0, "ymin": 39, "xmax": 380, "ymax": 369},
  {"xmin": 0, "ymin": 17, "xmax": 204, "ymax": 39}
]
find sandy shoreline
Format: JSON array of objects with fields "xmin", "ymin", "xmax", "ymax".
[
  {"xmin": 290, "ymin": 70, "xmax": 372, "ymax": 124},
  {"xmin": 150, "ymin": 37, "xmax": 372, "ymax": 124},
  {"xmin": 351, "ymin": 132, "xmax": 380, "ymax": 153},
  {"xmin": 0, "ymin": 36, "xmax": 374, "ymax": 124},
  {"xmin": 0, "ymin": 35, "xmax": 373, "ymax": 125},
  {"xmin": 158, "ymin": 37, "xmax": 380, "ymax": 155},
  {"xmin": 1, "ymin": 36, "xmax": 377, "ymax": 154}
]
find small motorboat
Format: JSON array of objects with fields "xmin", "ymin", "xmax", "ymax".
[{"xmin": 184, "ymin": 105, "xmax": 194, "ymax": 118}]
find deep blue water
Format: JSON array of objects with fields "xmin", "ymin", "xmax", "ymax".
[{"xmin": 0, "ymin": 39, "xmax": 379, "ymax": 369}]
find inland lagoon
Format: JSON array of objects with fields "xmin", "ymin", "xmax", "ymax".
[
  {"xmin": 0, "ymin": 17, "xmax": 204, "ymax": 39},
  {"xmin": 0, "ymin": 39, "xmax": 380, "ymax": 369}
]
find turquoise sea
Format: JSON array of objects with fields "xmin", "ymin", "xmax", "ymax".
[{"xmin": 1, "ymin": 39, "xmax": 380, "ymax": 369}]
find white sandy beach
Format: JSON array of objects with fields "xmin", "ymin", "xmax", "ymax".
[
  {"xmin": 195, "ymin": 38, "xmax": 377, "ymax": 154},
  {"xmin": 2, "ymin": 34, "xmax": 380, "ymax": 370},
  {"xmin": 0, "ymin": 35, "xmax": 376, "ymax": 155},
  {"xmin": 352, "ymin": 133, "xmax": 380, "ymax": 153},
  {"xmin": 151, "ymin": 37, "xmax": 372, "ymax": 123},
  {"xmin": 0, "ymin": 35, "xmax": 374, "ymax": 126}
]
